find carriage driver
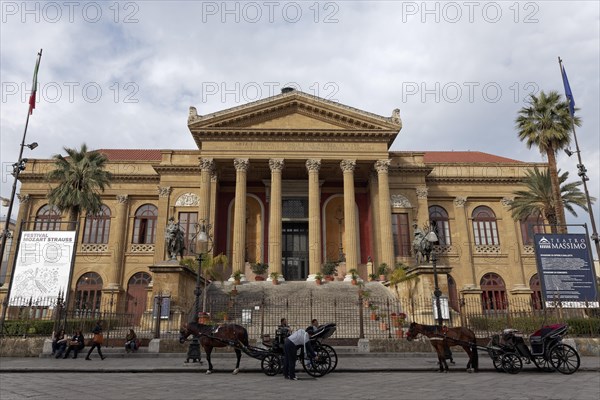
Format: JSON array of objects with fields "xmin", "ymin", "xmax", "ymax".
[{"xmin": 283, "ymin": 328, "xmax": 316, "ymax": 380}]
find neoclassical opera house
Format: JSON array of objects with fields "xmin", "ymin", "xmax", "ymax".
[{"xmin": 5, "ymin": 88, "xmax": 546, "ymax": 322}]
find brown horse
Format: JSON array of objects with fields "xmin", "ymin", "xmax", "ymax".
[
  {"xmin": 180, "ymin": 322, "xmax": 249, "ymax": 374},
  {"xmin": 406, "ymin": 322, "xmax": 478, "ymax": 373}
]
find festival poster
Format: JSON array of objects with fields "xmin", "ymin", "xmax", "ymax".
[
  {"xmin": 9, "ymin": 231, "xmax": 77, "ymax": 306},
  {"xmin": 533, "ymin": 233, "xmax": 599, "ymax": 308}
]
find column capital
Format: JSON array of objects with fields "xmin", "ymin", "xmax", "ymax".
[
  {"xmin": 157, "ymin": 186, "xmax": 172, "ymax": 198},
  {"xmin": 501, "ymin": 197, "xmax": 514, "ymax": 208},
  {"xmin": 340, "ymin": 159, "xmax": 356, "ymax": 172},
  {"xmin": 269, "ymin": 158, "xmax": 285, "ymax": 172},
  {"xmin": 234, "ymin": 158, "xmax": 250, "ymax": 171},
  {"xmin": 116, "ymin": 194, "xmax": 129, "ymax": 204},
  {"xmin": 416, "ymin": 186, "xmax": 428, "ymax": 199},
  {"xmin": 454, "ymin": 196, "xmax": 467, "ymax": 207},
  {"xmin": 374, "ymin": 159, "xmax": 391, "ymax": 173},
  {"xmin": 199, "ymin": 157, "xmax": 214, "ymax": 171},
  {"xmin": 306, "ymin": 159, "xmax": 321, "ymax": 172},
  {"xmin": 16, "ymin": 193, "xmax": 30, "ymax": 203}
]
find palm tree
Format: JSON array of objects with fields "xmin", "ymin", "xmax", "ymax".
[
  {"xmin": 46, "ymin": 144, "xmax": 112, "ymax": 229},
  {"xmin": 516, "ymin": 90, "xmax": 581, "ymax": 233},
  {"xmin": 509, "ymin": 166, "xmax": 592, "ymax": 233}
]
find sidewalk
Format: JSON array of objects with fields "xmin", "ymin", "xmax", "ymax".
[{"xmin": 1, "ymin": 351, "xmax": 598, "ymax": 373}]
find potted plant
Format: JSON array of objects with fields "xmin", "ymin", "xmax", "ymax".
[
  {"xmin": 322, "ymin": 262, "xmax": 337, "ymax": 281},
  {"xmin": 348, "ymin": 268, "xmax": 359, "ymax": 285},
  {"xmin": 251, "ymin": 262, "xmax": 269, "ymax": 281},
  {"xmin": 369, "ymin": 304, "xmax": 379, "ymax": 320},
  {"xmin": 269, "ymin": 271, "xmax": 280, "ymax": 285},
  {"xmin": 314, "ymin": 272, "xmax": 323, "ymax": 285},
  {"xmin": 377, "ymin": 263, "xmax": 389, "ymax": 281},
  {"xmin": 232, "ymin": 270, "xmax": 243, "ymax": 285},
  {"xmin": 368, "ymin": 273, "xmax": 378, "ymax": 282}
]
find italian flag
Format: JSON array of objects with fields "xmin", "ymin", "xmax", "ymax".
[{"xmin": 29, "ymin": 49, "xmax": 42, "ymax": 115}]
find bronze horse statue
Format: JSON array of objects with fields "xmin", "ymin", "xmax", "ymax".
[
  {"xmin": 406, "ymin": 322, "xmax": 478, "ymax": 373},
  {"xmin": 412, "ymin": 224, "xmax": 433, "ymax": 264},
  {"xmin": 180, "ymin": 322, "xmax": 249, "ymax": 374}
]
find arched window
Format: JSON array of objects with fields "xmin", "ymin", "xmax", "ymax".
[
  {"xmin": 83, "ymin": 205, "xmax": 111, "ymax": 244},
  {"xmin": 429, "ymin": 206, "xmax": 451, "ymax": 245},
  {"xmin": 520, "ymin": 212, "xmax": 545, "ymax": 245},
  {"xmin": 530, "ymin": 274, "xmax": 543, "ymax": 310},
  {"xmin": 74, "ymin": 272, "xmax": 103, "ymax": 316},
  {"xmin": 132, "ymin": 204, "xmax": 158, "ymax": 244},
  {"xmin": 480, "ymin": 273, "xmax": 507, "ymax": 311},
  {"xmin": 34, "ymin": 204, "xmax": 61, "ymax": 231},
  {"xmin": 472, "ymin": 206, "xmax": 499, "ymax": 245},
  {"xmin": 126, "ymin": 272, "xmax": 152, "ymax": 325},
  {"xmin": 447, "ymin": 274, "xmax": 459, "ymax": 312}
]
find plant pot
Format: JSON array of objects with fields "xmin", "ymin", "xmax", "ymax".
[
  {"xmin": 272, "ymin": 279, "xmax": 279, "ymax": 285},
  {"xmin": 325, "ymin": 275, "xmax": 335, "ymax": 282},
  {"xmin": 379, "ymin": 275, "xmax": 386, "ymax": 281},
  {"xmin": 255, "ymin": 276, "xmax": 265, "ymax": 281},
  {"xmin": 380, "ymin": 322, "xmax": 388, "ymax": 331},
  {"xmin": 315, "ymin": 279, "xmax": 322, "ymax": 285},
  {"xmin": 370, "ymin": 312, "xmax": 378, "ymax": 321},
  {"xmin": 234, "ymin": 279, "xmax": 241, "ymax": 285},
  {"xmin": 351, "ymin": 279, "xmax": 358, "ymax": 285},
  {"xmin": 395, "ymin": 329, "xmax": 404, "ymax": 338}
]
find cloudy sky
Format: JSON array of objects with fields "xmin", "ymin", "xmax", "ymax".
[{"xmin": 1, "ymin": 1, "xmax": 599, "ymax": 236}]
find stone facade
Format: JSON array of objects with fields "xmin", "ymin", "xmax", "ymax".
[{"xmin": 0, "ymin": 89, "xmax": 547, "ymax": 319}]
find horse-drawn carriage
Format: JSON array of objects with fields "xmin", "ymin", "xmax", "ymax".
[
  {"xmin": 486, "ymin": 323, "xmax": 580, "ymax": 374},
  {"xmin": 259, "ymin": 322, "xmax": 338, "ymax": 377},
  {"xmin": 180, "ymin": 321, "xmax": 338, "ymax": 377}
]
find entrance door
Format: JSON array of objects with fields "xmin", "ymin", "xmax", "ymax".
[{"xmin": 282, "ymin": 222, "xmax": 308, "ymax": 281}]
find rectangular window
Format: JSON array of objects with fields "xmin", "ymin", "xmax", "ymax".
[
  {"xmin": 392, "ymin": 213, "xmax": 411, "ymax": 257},
  {"xmin": 178, "ymin": 212, "xmax": 198, "ymax": 255}
]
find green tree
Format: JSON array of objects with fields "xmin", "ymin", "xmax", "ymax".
[
  {"xmin": 46, "ymin": 144, "xmax": 112, "ymax": 229},
  {"xmin": 516, "ymin": 90, "xmax": 581, "ymax": 233},
  {"xmin": 509, "ymin": 167, "xmax": 592, "ymax": 232}
]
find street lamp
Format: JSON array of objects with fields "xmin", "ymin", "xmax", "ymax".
[
  {"xmin": 0, "ymin": 142, "xmax": 38, "ymax": 287},
  {"xmin": 191, "ymin": 221, "xmax": 211, "ymax": 318},
  {"xmin": 425, "ymin": 222, "xmax": 443, "ymax": 326}
]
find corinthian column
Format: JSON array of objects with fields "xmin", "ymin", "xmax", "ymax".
[
  {"xmin": 306, "ymin": 159, "xmax": 322, "ymax": 276},
  {"xmin": 268, "ymin": 159, "xmax": 284, "ymax": 275},
  {"xmin": 341, "ymin": 160, "xmax": 358, "ymax": 271},
  {"xmin": 198, "ymin": 158, "xmax": 214, "ymax": 224},
  {"xmin": 375, "ymin": 159, "xmax": 394, "ymax": 268},
  {"xmin": 232, "ymin": 158, "xmax": 249, "ymax": 273}
]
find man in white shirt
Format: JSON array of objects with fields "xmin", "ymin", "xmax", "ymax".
[{"xmin": 283, "ymin": 328, "xmax": 316, "ymax": 380}]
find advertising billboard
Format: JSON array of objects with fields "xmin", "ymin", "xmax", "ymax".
[{"xmin": 534, "ymin": 233, "xmax": 599, "ymax": 308}]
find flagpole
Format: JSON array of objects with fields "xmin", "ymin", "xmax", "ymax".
[
  {"xmin": 0, "ymin": 49, "xmax": 42, "ymax": 287},
  {"xmin": 558, "ymin": 57, "xmax": 600, "ymax": 259}
]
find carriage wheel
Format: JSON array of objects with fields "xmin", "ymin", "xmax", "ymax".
[
  {"xmin": 319, "ymin": 344, "xmax": 338, "ymax": 372},
  {"xmin": 261, "ymin": 354, "xmax": 282, "ymax": 376},
  {"xmin": 532, "ymin": 355, "xmax": 554, "ymax": 372},
  {"xmin": 302, "ymin": 346, "xmax": 331, "ymax": 377},
  {"xmin": 500, "ymin": 353, "xmax": 522, "ymax": 374},
  {"xmin": 492, "ymin": 356, "xmax": 504, "ymax": 372},
  {"xmin": 549, "ymin": 344, "xmax": 580, "ymax": 375}
]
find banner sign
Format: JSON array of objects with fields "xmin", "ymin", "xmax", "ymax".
[
  {"xmin": 9, "ymin": 231, "xmax": 76, "ymax": 306},
  {"xmin": 534, "ymin": 233, "xmax": 599, "ymax": 308}
]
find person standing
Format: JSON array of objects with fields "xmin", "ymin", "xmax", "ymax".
[
  {"xmin": 283, "ymin": 328, "xmax": 315, "ymax": 380},
  {"xmin": 63, "ymin": 330, "xmax": 85, "ymax": 359},
  {"xmin": 85, "ymin": 320, "xmax": 106, "ymax": 360}
]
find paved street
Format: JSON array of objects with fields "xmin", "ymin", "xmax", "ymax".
[{"xmin": 1, "ymin": 354, "xmax": 598, "ymax": 400}]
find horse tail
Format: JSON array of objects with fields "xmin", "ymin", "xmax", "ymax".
[{"xmin": 241, "ymin": 326, "xmax": 250, "ymax": 346}]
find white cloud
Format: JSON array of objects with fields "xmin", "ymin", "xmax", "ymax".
[{"xmin": 1, "ymin": 0, "xmax": 598, "ymax": 235}]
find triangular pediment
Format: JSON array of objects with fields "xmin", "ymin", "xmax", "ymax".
[{"xmin": 188, "ymin": 90, "xmax": 401, "ymax": 131}]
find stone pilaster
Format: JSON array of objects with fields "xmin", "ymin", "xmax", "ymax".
[
  {"xmin": 268, "ymin": 159, "xmax": 284, "ymax": 275},
  {"xmin": 375, "ymin": 159, "xmax": 394, "ymax": 268},
  {"xmin": 108, "ymin": 194, "xmax": 129, "ymax": 291},
  {"xmin": 232, "ymin": 159, "xmax": 249, "ymax": 273},
  {"xmin": 453, "ymin": 196, "xmax": 477, "ymax": 288},
  {"xmin": 415, "ymin": 186, "xmax": 429, "ymax": 227},
  {"xmin": 306, "ymin": 159, "xmax": 322, "ymax": 275},
  {"xmin": 155, "ymin": 186, "xmax": 172, "ymax": 263},
  {"xmin": 341, "ymin": 160, "xmax": 358, "ymax": 271}
]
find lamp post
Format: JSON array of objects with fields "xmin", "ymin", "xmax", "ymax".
[
  {"xmin": 192, "ymin": 221, "xmax": 211, "ymax": 318},
  {"xmin": 425, "ymin": 222, "xmax": 443, "ymax": 326},
  {"xmin": 0, "ymin": 142, "xmax": 38, "ymax": 287}
]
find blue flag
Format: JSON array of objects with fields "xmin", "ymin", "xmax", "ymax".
[{"xmin": 561, "ymin": 64, "xmax": 575, "ymax": 116}]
